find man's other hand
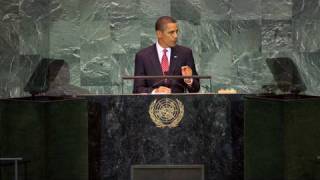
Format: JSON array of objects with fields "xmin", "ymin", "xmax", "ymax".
[
  {"xmin": 154, "ymin": 86, "xmax": 171, "ymax": 94},
  {"xmin": 181, "ymin": 66, "xmax": 192, "ymax": 76},
  {"xmin": 181, "ymin": 66, "xmax": 193, "ymax": 85}
]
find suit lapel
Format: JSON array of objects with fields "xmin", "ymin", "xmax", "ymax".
[
  {"xmin": 151, "ymin": 44, "xmax": 163, "ymax": 75},
  {"xmin": 168, "ymin": 46, "xmax": 178, "ymax": 75}
]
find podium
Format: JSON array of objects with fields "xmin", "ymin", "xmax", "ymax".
[
  {"xmin": 87, "ymin": 94, "xmax": 244, "ymax": 180},
  {"xmin": 1, "ymin": 94, "xmax": 244, "ymax": 180}
]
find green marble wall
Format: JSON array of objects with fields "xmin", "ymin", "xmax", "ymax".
[{"xmin": 0, "ymin": 0, "xmax": 320, "ymax": 97}]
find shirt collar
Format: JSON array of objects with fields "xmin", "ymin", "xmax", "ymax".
[{"xmin": 156, "ymin": 41, "xmax": 171, "ymax": 53}]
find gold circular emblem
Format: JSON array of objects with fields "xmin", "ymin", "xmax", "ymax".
[{"xmin": 149, "ymin": 98, "xmax": 184, "ymax": 128}]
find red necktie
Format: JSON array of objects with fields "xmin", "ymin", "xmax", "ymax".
[{"xmin": 161, "ymin": 48, "xmax": 169, "ymax": 74}]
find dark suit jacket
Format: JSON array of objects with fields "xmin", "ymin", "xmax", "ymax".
[{"xmin": 133, "ymin": 44, "xmax": 200, "ymax": 93}]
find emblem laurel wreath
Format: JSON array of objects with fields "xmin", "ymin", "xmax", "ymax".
[{"xmin": 148, "ymin": 98, "xmax": 184, "ymax": 128}]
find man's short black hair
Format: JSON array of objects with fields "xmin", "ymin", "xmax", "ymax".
[{"xmin": 155, "ymin": 16, "xmax": 177, "ymax": 31}]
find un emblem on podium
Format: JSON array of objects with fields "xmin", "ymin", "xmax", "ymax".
[{"xmin": 149, "ymin": 98, "xmax": 184, "ymax": 128}]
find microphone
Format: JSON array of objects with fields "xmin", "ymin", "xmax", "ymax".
[
  {"xmin": 152, "ymin": 74, "xmax": 186, "ymax": 92},
  {"xmin": 163, "ymin": 71, "xmax": 168, "ymax": 84},
  {"xmin": 152, "ymin": 71, "xmax": 169, "ymax": 89}
]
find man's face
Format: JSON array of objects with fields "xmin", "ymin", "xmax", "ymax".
[{"xmin": 157, "ymin": 22, "xmax": 179, "ymax": 48}]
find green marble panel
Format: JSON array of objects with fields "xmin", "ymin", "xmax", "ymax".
[
  {"xmin": 49, "ymin": 0, "xmax": 80, "ymax": 21},
  {"xmin": 140, "ymin": 0, "xmax": 171, "ymax": 19},
  {"xmin": 0, "ymin": 21, "xmax": 19, "ymax": 54},
  {"xmin": 262, "ymin": 0, "xmax": 292, "ymax": 20},
  {"xmin": 113, "ymin": 49, "xmax": 137, "ymax": 93},
  {"xmin": 232, "ymin": 52, "xmax": 268, "ymax": 93},
  {"xmin": 171, "ymin": 0, "xmax": 201, "ymax": 25},
  {"xmin": 231, "ymin": 0, "xmax": 261, "ymax": 20},
  {"xmin": 200, "ymin": 20, "xmax": 231, "ymax": 55},
  {"xmin": 0, "ymin": 55, "xmax": 42, "ymax": 97},
  {"xmin": 231, "ymin": 20, "xmax": 261, "ymax": 55},
  {"xmin": 108, "ymin": 0, "xmax": 141, "ymax": 52},
  {"xmin": 19, "ymin": 17, "xmax": 49, "ymax": 56},
  {"xmin": 200, "ymin": 0, "xmax": 231, "ymax": 20},
  {"xmin": 293, "ymin": 19, "xmax": 320, "ymax": 52},
  {"xmin": 49, "ymin": 0, "xmax": 80, "ymax": 59},
  {"xmin": 140, "ymin": 17, "xmax": 157, "ymax": 49},
  {"xmin": 48, "ymin": 0, "xmax": 81, "ymax": 89},
  {"xmin": 80, "ymin": 20, "xmax": 114, "ymax": 86},
  {"xmin": 49, "ymin": 20, "xmax": 80, "ymax": 55},
  {"xmin": 293, "ymin": 0, "xmax": 320, "ymax": 20},
  {"xmin": 177, "ymin": 20, "xmax": 202, "ymax": 64},
  {"xmin": 0, "ymin": 0, "xmax": 48, "ymax": 97},
  {"xmin": 80, "ymin": 55, "xmax": 121, "ymax": 86},
  {"xmin": 80, "ymin": 0, "xmax": 112, "ymax": 55},
  {"xmin": 230, "ymin": 20, "xmax": 264, "ymax": 92},
  {"xmin": 0, "ymin": 21, "xmax": 19, "ymax": 98},
  {"xmin": 199, "ymin": 20, "xmax": 232, "ymax": 91},
  {"xmin": 77, "ymin": 0, "xmax": 141, "ymax": 89},
  {"xmin": 19, "ymin": 0, "xmax": 49, "ymax": 56},
  {"xmin": 110, "ymin": 19, "xmax": 141, "ymax": 52},
  {"xmin": 261, "ymin": 20, "xmax": 293, "ymax": 53},
  {"xmin": 0, "ymin": 0, "xmax": 19, "ymax": 21},
  {"xmin": 298, "ymin": 52, "xmax": 320, "ymax": 95},
  {"xmin": 79, "ymin": 0, "xmax": 115, "ymax": 87}
]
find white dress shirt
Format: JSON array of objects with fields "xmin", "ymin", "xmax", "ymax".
[{"xmin": 156, "ymin": 41, "xmax": 171, "ymax": 65}]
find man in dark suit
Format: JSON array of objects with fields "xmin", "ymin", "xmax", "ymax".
[{"xmin": 133, "ymin": 16, "xmax": 200, "ymax": 94}]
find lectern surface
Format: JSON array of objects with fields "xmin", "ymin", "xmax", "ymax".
[{"xmin": 86, "ymin": 94, "xmax": 244, "ymax": 180}]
